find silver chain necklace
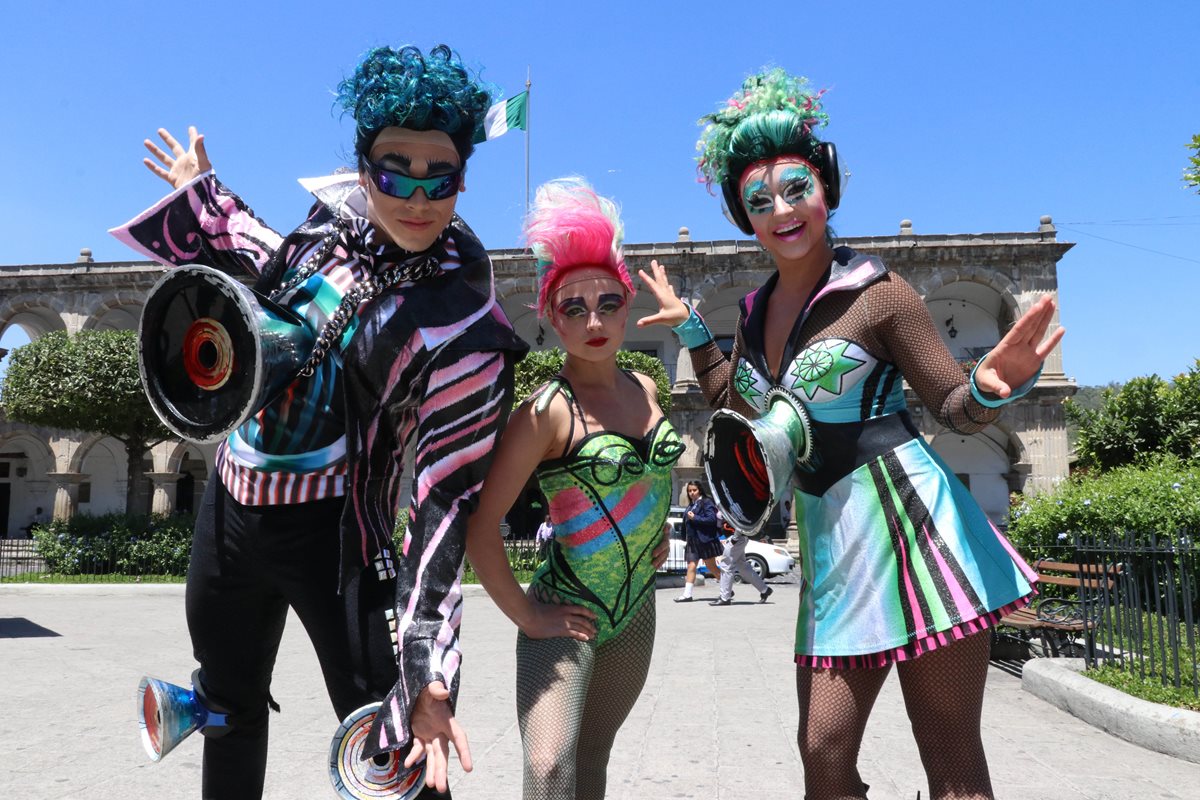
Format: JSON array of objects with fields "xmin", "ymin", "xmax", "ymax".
[{"xmin": 269, "ymin": 220, "xmax": 442, "ymax": 378}]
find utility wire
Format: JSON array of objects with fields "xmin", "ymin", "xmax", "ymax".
[
  {"xmin": 1058, "ymin": 214, "xmax": 1200, "ymax": 224},
  {"xmin": 1056, "ymin": 225, "xmax": 1200, "ymax": 265}
]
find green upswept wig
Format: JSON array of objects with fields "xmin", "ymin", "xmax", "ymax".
[
  {"xmin": 696, "ymin": 68, "xmax": 829, "ymax": 189},
  {"xmin": 336, "ymin": 44, "xmax": 497, "ymax": 165}
]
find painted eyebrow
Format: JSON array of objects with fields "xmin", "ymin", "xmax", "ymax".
[
  {"xmin": 781, "ymin": 166, "xmax": 813, "ymax": 181},
  {"xmin": 423, "ymin": 159, "xmax": 459, "ymax": 174},
  {"xmin": 555, "ymin": 296, "xmax": 588, "ymax": 311},
  {"xmin": 599, "ymin": 293, "xmax": 626, "ymax": 305},
  {"xmin": 376, "ymin": 153, "xmax": 412, "ymax": 170},
  {"xmin": 374, "ymin": 156, "xmax": 460, "ymax": 176},
  {"xmin": 743, "ymin": 179, "xmax": 769, "ymax": 197}
]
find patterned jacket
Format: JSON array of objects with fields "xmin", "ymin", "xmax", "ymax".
[{"xmin": 111, "ymin": 172, "xmax": 527, "ymax": 755}]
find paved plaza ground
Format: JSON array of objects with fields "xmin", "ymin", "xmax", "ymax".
[{"xmin": 3, "ymin": 579, "xmax": 1199, "ymax": 799}]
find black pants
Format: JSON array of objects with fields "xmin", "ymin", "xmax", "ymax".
[{"xmin": 186, "ymin": 479, "xmax": 446, "ymax": 799}]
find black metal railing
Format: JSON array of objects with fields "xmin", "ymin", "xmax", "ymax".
[{"xmin": 1076, "ymin": 531, "xmax": 1199, "ymax": 698}]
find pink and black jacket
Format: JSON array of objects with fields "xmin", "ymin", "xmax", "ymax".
[{"xmin": 112, "ymin": 172, "xmax": 527, "ymax": 755}]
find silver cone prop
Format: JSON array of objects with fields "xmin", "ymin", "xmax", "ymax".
[
  {"xmin": 139, "ymin": 265, "xmax": 314, "ymax": 444},
  {"xmin": 329, "ymin": 703, "xmax": 427, "ymax": 800},
  {"xmin": 136, "ymin": 675, "xmax": 229, "ymax": 762},
  {"xmin": 704, "ymin": 387, "xmax": 813, "ymax": 533}
]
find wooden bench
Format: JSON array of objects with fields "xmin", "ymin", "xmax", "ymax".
[{"xmin": 994, "ymin": 559, "xmax": 1121, "ymax": 659}]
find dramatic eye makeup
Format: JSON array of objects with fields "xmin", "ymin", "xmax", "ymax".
[
  {"xmin": 743, "ymin": 179, "xmax": 773, "ymax": 215},
  {"xmin": 555, "ymin": 293, "xmax": 627, "ymax": 318},
  {"xmin": 743, "ymin": 165, "xmax": 816, "ymax": 215},
  {"xmin": 779, "ymin": 165, "xmax": 815, "ymax": 205}
]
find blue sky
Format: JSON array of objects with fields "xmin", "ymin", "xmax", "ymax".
[{"xmin": 1, "ymin": 1, "xmax": 1197, "ymax": 387}]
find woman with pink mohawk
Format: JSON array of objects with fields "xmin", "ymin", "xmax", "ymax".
[{"xmin": 467, "ymin": 177, "xmax": 682, "ymax": 799}]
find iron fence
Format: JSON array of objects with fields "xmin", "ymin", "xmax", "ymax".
[{"xmin": 1076, "ymin": 531, "xmax": 1199, "ymax": 698}]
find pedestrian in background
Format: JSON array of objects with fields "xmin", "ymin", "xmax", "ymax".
[{"xmin": 675, "ymin": 480, "xmax": 723, "ymax": 602}]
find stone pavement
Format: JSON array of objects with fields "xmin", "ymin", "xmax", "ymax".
[{"xmin": 3, "ymin": 580, "xmax": 1199, "ymax": 799}]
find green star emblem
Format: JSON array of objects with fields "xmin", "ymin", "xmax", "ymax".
[
  {"xmin": 734, "ymin": 360, "xmax": 763, "ymax": 403},
  {"xmin": 789, "ymin": 341, "xmax": 866, "ymax": 400}
]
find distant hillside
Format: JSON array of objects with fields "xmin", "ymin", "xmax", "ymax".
[{"xmin": 1065, "ymin": 382, "xmax": 1122, "ymax": 449}]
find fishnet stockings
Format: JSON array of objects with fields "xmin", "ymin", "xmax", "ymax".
[
  {"xmin": 795, "ymin": 632, "xmax": 994, "ymax": 800},
  {"xmin": 515, "ymin": 598, "xmax": 656, "ymax": 800}
]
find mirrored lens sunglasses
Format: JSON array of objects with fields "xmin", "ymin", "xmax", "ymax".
[{"xmin": 364, "ymin": 159, "xmax": 463, "ymax": 201}]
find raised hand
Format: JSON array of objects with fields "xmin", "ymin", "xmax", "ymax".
[
  {"xmin": 636, "ymin": 259, "xmax": 690, "ymax": 328},
  {"xmin": 522, "ymin": 601, "xmax": 598, "ymax": 641},
  {"xmin": 405, "ymin": 681, "xmax": 472, "ymax": 794},
  {"xmin": 142, "ymin": 126, "xmax": 211, "ymax": 189},
  {"xmin": 974, "ymin": 295, "xmax": 1065, "ymax": 398}
]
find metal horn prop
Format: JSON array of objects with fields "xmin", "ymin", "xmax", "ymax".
[
  {"xmin": 139, "ymin": 265, "xmax": 314, "ymax": 444},
  {"xmin": 703, "ymin": 387, "xmax": 813, "ymax": 533},
  {"xmin": 136, "ymin": 674, "xmax": 230, "ymax": 762},
  {"xmin": 329, "ymin": 703, "xmax": 427, "ymax": 800}
]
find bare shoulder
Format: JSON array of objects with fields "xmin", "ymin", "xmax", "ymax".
[{"xmin": 511, "ymin": 383, "xmax": 572, "ymax": 455}]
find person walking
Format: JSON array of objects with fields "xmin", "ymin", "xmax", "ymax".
[
  {"xmin": 712, "ymin": 524, "xmax": 773, "ymax": 606},
  {"xmin": 675, "ymin": 480, "xmax": 723, "ymax": 602}
]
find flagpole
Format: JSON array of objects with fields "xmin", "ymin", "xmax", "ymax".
[{"xmin": 525, "ymin": 68, "xmax": 531, "ymax": 217}]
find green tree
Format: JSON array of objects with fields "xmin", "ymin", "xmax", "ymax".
[
  {"xmin": 1065, "ymin": 360, "xmax": 1200, "ymax": 472},
  {"xmin": 1185, "ymin": 133, "xmax": 1200, "ymax": 193},
  {"xmin": 514, "ymin": 348, "xmax": 672, "ymax": 413},
  {"xmin": 0, "ymin": 330, "xmax": 171, "ymax": 511}
]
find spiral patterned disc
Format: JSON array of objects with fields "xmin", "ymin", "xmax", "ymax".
[{"xmin": 329, "ymin": 703, "xmax": 425, "ymax": 800}]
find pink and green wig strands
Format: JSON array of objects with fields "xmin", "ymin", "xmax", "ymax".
[
  {"xmin": 695, "ymin": 68, "xmax": 830, "ymax": 190},
  {"xmin": 335, "ymin": 44, "xmax": 497, "ymax": 165},
  {"xmin": 525, "ymin": 177, "xmax": 636, "ymax": 318}
]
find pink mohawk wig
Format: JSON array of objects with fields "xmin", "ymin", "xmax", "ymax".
[{"xmin": 525, "ymin": 176, "xmax": 635, "ymax": 317}]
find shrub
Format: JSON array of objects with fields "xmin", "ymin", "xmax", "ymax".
[
  {"xmin": 1007, "ymin": 455, "xmax": 1200, "ymax": 561},
  {"xmin": 514, "ymin": 347, "xmax": 672, "ymax": 413},
  {"xmin": 32, "ymin": 513, "xmax": 195, "ymax": 576}
]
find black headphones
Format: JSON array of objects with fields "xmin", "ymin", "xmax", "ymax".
[{"xmin": 720, "ymin": 141, "xmax": 842, "ymax": 235}]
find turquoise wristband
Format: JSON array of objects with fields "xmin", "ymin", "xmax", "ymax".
[
  {"xmin": 970, "ymin": 359, "xmax": 1043, "ymax": 408},
  {"xmin": 671, "ymin": 305, "xmax": 714, "ymax": 349}
]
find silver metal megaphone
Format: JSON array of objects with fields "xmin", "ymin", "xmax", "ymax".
[
  {"xmin": 138, "ymin": 265, "xmax": 314, "ymax": 444},
  {"xmin": 136, "ymin": 674, "xmax": 230, "ymax": 761},
  {"xmin": 329, "ymin": 702, "xmax": 427, "ymax": 800},
  {"xmin": 703, "ymin": 387, "xmax": 813, "ymax": 533}
]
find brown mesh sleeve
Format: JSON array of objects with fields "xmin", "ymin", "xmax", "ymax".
[
  {"xmin": 865, "ymin": 274, "xmax": 999, "ymax": 434},
  {"xmin": 688, "ymin": 310, "xmax": 758, "ymax": 417}
]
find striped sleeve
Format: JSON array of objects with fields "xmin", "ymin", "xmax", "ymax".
[
  {"xmin": 366, "ymin": 347, "xmax": 516, "ymax": 756},
  {"xmin": 108, "ymin": 171, "xmax": 283, "ymax": 277}
]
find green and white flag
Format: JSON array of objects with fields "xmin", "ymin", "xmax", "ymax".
[{"xmin": 475, "ymin": 92, "xmax": 528, "ymax": 143}]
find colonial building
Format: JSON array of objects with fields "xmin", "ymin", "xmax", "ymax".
[{"xmin": 0, "ymin": 218, "xmax": 1075, "ymax": 545}]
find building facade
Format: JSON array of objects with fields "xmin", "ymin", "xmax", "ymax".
[{"xmin": 0, "ymin": 219, "xmax": 1075, "ymax": 545}]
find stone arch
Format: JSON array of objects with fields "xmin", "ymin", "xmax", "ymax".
[
  {"xmin": 0, "ymin": 432, "xmax": 56, "ymax": 537},
  {"xmin": 0, "ymin": 295, "xmax": 69, "ymax": 338},
  {"xmin": 687, "ymin": 270, "xmax": 762, "ymax": 310},
  {"xmin": 923, "ymin": 273, "xmax": 1020, "ymax": 366},
  {"xmin": 66, "ymin": 434, "xmax": 132, "ymax": 515},
  {"xmin": 81, "ymin": 293, "xmax": 146, "ymax": 332},
  {"xmin": 0, "ymin": 431, "xmax": 56, "ymax": 473},
  {"xmin": 928, "ymin": 421, "xmax": 1027, "ymax": 527}
]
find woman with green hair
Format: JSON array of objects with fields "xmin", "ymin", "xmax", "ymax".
[{"xmin": 639, "ymin": 69, "xmax": 1063, "ymax": 799}]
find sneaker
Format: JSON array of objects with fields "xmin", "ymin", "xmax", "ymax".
[
  {"xmin": 674, "ymin": 595, "xmax": 693, "ymax": 603},
  {"xmin": 759, "ymin": 586, "xmax": 774, "ymax": 603},
  {"xmin": 710, "ymin": 597, "xmax": 732, "ymax": 606}
]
